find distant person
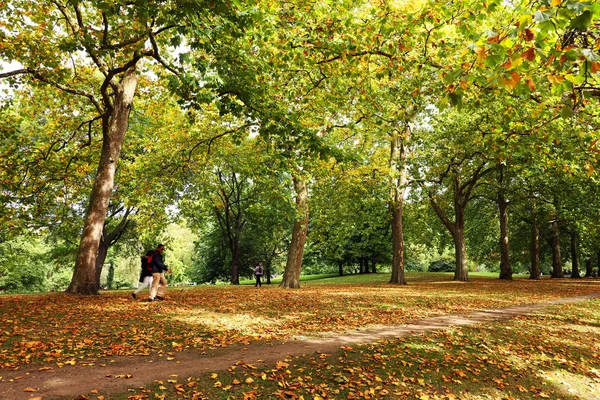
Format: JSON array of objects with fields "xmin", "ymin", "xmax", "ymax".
[
  {"xmin": 149, "ymin": 244, "xmax": 170, "ymax": 301},
  {"xmin": 132, "ymin": 250, "xmax": 154, "ymax": 300},
  {"xmin": 254, "ymin": 262, "xmax": 264, "ymax": 287}
]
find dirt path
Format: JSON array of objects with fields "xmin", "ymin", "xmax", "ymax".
[{"xmin": 1, "ymin": 293, "xmax": 598, "ymax": 400}]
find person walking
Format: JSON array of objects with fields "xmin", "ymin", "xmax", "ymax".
[
  {"xmin": 132, "ymin": 250, "xmax": 154, "ymax": 299},
  {"xmin": 148, "ymin": 244, "xmax": 170, "ymax": 301},
  {"xmin": 254, "ymin": 262, "xmax": 263, "ymax": 287}
]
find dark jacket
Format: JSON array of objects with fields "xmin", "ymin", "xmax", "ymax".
[
  {"xmin": 150, "ymin": 250, "xmax": 168, "ymax": 273},
  {"xmin": 139, "ymin": 256, "xmax": 153, "ymax": 282}
]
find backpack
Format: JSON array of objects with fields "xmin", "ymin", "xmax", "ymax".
[{"xmin": 146, "ymin": 253, "xmax": 154, "ymax": 270}]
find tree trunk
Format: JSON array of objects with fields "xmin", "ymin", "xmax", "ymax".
[
  {"xmin": 570, "ymin": 231, "xmax": 581, "ymax": 278},
  {"xmin": 230, "ymin": 236, "xmax": 240, "ymax": 285},
  {"xmin": 453, "ymin": 227, "xmax": 469, "ymax": 281},
  {"xmin": 95, "ymin": 237, "xmax": 109, "ymax": 291},
  {"xmin": 280, "ymin": 177, "xmax": 308, "ymax": 289},
  {"xmin": 388, "ymin": 133, "xmax": 408, "ymax": 285},
  {"xmin": 371, "ymin": 256, "xmax": 377, "ymax": 273},
  {"xmin": 67, "ymin": 68, "xmax": 138, "ymax": 295},
  {"xmin": 338, "ymin": 262, "xmax": 343, "ymax": 276},
  {"xmin": 498, "ymin": 192, "xmax": 512, "ymax": 280},
  {"xmin": 585, "ymin": 256, "xmax": 593, "ymax": 277},
  {"xmin": 359, "ymin": 259, "xmax": 364, "ymax": 274},
  {"xmin": 265, "ymin": 263, "xmax": 272, "ymax": 284},
  {"xmin": 550, "ymin": 221, "xmax": 563, "ymax": 278},
  {"xmin": 530, "ymin": 203, "xmax": 541, "ymax": 280},
  {"xmin": 430, "ymin": 178, "xmax": 469, "ymax": 282}
]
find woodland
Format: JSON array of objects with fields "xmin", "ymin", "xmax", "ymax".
[{"xmin": 1, "ymin": 0, "xmax": 600, "ymax": 293}]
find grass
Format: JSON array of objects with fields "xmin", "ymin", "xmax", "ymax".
[{"xmin": 1, "ymin": 272, "xmax": 599, "ymax": 399}]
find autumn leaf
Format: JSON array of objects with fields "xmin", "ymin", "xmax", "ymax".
[
  {"xmin": 521, "ymin": 47, "xmax": 536, "ymax": 61},
  {"xmin": 547, "ymin": 75, "xmax": 565, "ymax": 84}
]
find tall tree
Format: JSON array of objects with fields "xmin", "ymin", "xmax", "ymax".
[{"xmin": 0, "ymin": 0, "xmax": 241, "ymax": 294}]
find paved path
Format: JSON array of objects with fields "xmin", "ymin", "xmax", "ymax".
[{"xmin": 1, "ymin": 293, "xmax": 598, "ymax": 399}]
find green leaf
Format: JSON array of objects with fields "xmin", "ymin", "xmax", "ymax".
[
  {"xmin": 534, "ymin": 10, "xmax": 552, "ymax": 23},
  {"xmin": 569, "ymin": 10, "xmax": 592, "ymax": 30},
  {"xmin": 560, "ymin": 105, "xmax": 573, "ymax": 119},
  {"xmin": 581, "ymin": 49, "xmax": 599, "ymax": 62}
]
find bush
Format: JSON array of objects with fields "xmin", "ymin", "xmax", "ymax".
[
  {"xmin": 428, "ymin": 259, "xmax": 456, "ymax": 273},
  {"xmin": 405, "ymin": 259, "xmax": 426, "ymax": 272}
]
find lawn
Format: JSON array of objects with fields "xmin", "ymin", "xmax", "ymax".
[{"xmin": 1, "ymin": 273, "xmax": 599, "ymax": 399}]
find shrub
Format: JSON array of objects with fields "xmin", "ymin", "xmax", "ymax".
[
  {"xmin": 405, "ymin": 259, "xmax": 426, "ymax": 272},
  {"xmin": 428, "ymin": 259, "xmax": 456, "ymax": 273}
]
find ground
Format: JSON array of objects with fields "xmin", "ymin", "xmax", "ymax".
[{"xmin": 0, "ymin": 273, "xmax": 599, "ymax": 399}]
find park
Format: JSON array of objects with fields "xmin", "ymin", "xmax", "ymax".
[{"xmin": 1, "ymin": 0, "xmax": 600, "ymax": 399}]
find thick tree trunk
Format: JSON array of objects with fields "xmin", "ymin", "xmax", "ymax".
[
  {"xmin": 529, "ymin": 204, "xmax": 541, "ymax": 280},
  {"xmin": 453, "ymin": 227, "xmax": 469, "ymax": 282},
  {"xmin": 67, "ymin": 68, "xmax": 138, "ymax": 295},
  {"xmin": 570, "ymin": 231, "xmax": 581, "ymax": 278},
  {"xmin": 265, "ymin": 263, "xmax": 272, "ymax": 284},
  {"xmin": 359, "ymin": 259, "xmax": 365, "ymax": 274},
  {"xmin": 371, "ymin": 256, "xmax": 377, "ymax": 274},
  {"xmin": 550, "ymin": 221, "xmax": 564, "ymax": 278},
  {"xmin": 452, "ymin": 198, "xmax": 469, "ymax": 282},
  {"xmin": 498, "ymin": 192, "xmax": 512, "ymax": 280},
  {"xmin": 280, "ymin": 177, "xmax": 308, "ymax": 289},
  {"xmin": 95, "ymin": 238, "xmax": 109, "ymax": 291},
  {"xmin": 585, "ymin": 256, "xmax": 593, "ymax": 277},
  {"xmin": 338, "ymin": 262, "xmax": 343, "ymax": 277},
  {"xmin": 389, "ymin": 133, "xmax": 407, "ymax": 285}
]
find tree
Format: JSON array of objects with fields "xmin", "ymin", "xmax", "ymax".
[{"xmin": 0, "ymin": 0, "xmax": 241, "ymax": 294}]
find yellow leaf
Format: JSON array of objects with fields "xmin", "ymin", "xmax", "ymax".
[
  {"xmin": 551, "ymin": 0, "xmax": 562, "ymax": 5},
  {"xmin": 23, "ymin": 388, "xmax": 38, "ymax": 392},
  {"xmin": 276, "ymin": 361, "xmax": 289, "ymax": 370},
  {"xmin": 586, "ymin": 163, "xmax": 595, "ymax": 177},
  {"xmin": 547, "ymin": 75, "xmax": 565, "ymax": 84},
  {"xmin": 245, "ymin": 377, "xmax": 254, "ymax": 384}
]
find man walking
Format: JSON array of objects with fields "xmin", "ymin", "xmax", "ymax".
[
  {"xmin": 254, "ymin": 262, "xmax": 263, "ymax": 287},
  {"xmin": 149, "ymin": 244, "xmax": 170, "ymax": 301}
]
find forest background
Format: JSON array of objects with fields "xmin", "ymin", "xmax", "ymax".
[{"xmin": 1, "ymin": 0, "xmax": 600, "ymax": 294}]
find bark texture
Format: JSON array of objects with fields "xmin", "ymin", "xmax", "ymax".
[
  {"xmin": 550, "ymin": 221, "xmax": 564, "ymax": 278},
  {"xmin": 430, "ymin": 178, "xmax": 469, "ymax": 282},
  {"xmin": 388, "ymin": 133, "xmax": 407, "ymax": 285},
  {"xmin": 585, "ymin": 256, "xmax": 593, "ymax": 277},
  {"xmin": 280, "ymin": 177, "xmax": 308, "ymax": 289},
  {"xmin": 570, "ymin": 231, "xmax": 581, "ymax": 278},
  {"xmin": 529, "ymin": 202, "xmax": 541, "ymax": 280},
  {"xmin": 498, "ymin": 192, "xmax": 512, "ymax": 280},
  {"xmin": 68, "ymin": 69, "xmax": 138, "ymax": 295}
]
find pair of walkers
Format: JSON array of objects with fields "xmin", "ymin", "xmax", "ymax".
[{"xmin": 132, "ymin": 244, "xmax": 170, "ymax": 301}]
